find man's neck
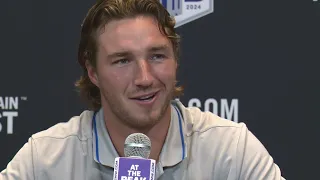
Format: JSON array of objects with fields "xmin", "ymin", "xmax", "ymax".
[{"xmin": 103, "ymin": 106, "xmax": 171, "ymax": 162}]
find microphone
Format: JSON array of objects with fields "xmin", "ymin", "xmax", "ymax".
[{"xmin": 113, "ymin": 133, "xmax": 156, "ymax": 180}]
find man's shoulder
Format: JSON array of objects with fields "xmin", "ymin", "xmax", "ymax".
[{"xmin": 31, "ymin": 110, "xmax": 94, "ymax": 141}]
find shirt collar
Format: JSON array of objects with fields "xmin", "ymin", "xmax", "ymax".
[
  {"xmin": 92, "ymin": 100, "xmax": 187, "ymax": 167},
  {"xmin": 92, "ymin": 108, "xmax": 119, "ymax": 167}
]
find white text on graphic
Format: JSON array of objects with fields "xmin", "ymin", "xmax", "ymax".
[
  {"xmin": 0, "ymin": 112, "xmax": 18, "ymax": 134},
  {"xmin": 176, "ymin": 98, "xmax": 239, "ymax": 122},
  {"xmin": 121, "ymin": 164, "xmax": 146, "ymax": 180},
  {"xmin": 0, "ymin": 96, "xmax": 25, "ymax": 134}
]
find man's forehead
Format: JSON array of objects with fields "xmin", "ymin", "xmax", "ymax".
[
  {"xmin": 98, "ymin": 16, "xmax": 158, "ymax": 36},
  {"xmin": 96, "ymin": 19, "xmax": 172, "ymax": 54}
]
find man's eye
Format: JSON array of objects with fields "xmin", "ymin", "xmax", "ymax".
[
  {"xmin": 113, "ymin": 59, "xmax": 129, "ymax": 65},
  {"xmin": 150, "ymin": 54, "xmax": 166, "ymax": 61}
]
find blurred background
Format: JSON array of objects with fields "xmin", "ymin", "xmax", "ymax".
[{"xmin": 0, "ymin": 0, "xmax": 319, "ymax": 179}]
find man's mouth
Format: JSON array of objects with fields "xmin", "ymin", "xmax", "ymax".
[{"xmin": 130, "ymin": 92, "xmax": 158, "ymax": 102}]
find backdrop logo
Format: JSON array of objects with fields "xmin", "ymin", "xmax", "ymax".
[
  {"xmin": 160, "ymin": 0, "xmax": 214, "ymax": 27},
  {"xmin": 177, "ymin": 98, "xmax": 239, "ymax": 122},
  {"xmin": 0, "ymin": 96, "xmax": 27, "ymax": 134}
]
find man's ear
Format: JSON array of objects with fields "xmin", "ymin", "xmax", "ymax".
[
  {"xmin": 175, "ymin": 60, "xmax": 179, "ymax": 70},
  {"xmin": 86, "ymin": 60, "xmax": 99, "ymax": 88}
]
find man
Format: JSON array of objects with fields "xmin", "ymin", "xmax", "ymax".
[{"xmin": 1, "ymin": 0, "xmax": 285, "ymax": 179}]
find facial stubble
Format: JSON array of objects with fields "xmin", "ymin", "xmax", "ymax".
[{"xmin": 102, "ymin": 84, "xmax": 175, "ymax": 130}]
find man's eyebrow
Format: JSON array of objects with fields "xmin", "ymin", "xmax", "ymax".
[
  {"xmin": 147, "ymin": 45, "xmax": 171, "ymax": 52},
  {"xmin": 106, "ymin": 45, "xmax": 171, "ymax": 59},
  {"xmin": 106, "ymin": 51, "xmax": 130, "ymax": 59}
]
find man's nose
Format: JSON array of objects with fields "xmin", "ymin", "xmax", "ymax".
[{"xmin": 134, "ymin": 60, "xmax": 154, "ymax": 87}]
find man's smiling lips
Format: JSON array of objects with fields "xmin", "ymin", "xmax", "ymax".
[{"xmin": 129, "ymin": 91, "xmax": 160, "ymax": 105}]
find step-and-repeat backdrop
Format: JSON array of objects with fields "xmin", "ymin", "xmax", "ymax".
[{"xmin": 1, "ymin": 0, "xmax": 319, "ymax": 179}]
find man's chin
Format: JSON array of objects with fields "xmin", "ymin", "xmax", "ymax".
[
  {"xmin": 124, "ymin": 117, "xmax": 158, "ymax": 130},
  {"xmin": 123, "ymin": 110, "xmax": 162, "ymax": 129},
  {"xmin": 122, "ymin": 97, "xmax": 171, "ymax": 129}
]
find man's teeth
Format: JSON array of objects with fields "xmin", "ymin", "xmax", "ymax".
[{"xmin": 137, "ymin": 94, "xmax": 154, "ymax": 100}]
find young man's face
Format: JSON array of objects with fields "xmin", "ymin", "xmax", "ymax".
[{"xmin": 88, "ymin": 15, "xmax": 177, "ymax": 129}]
